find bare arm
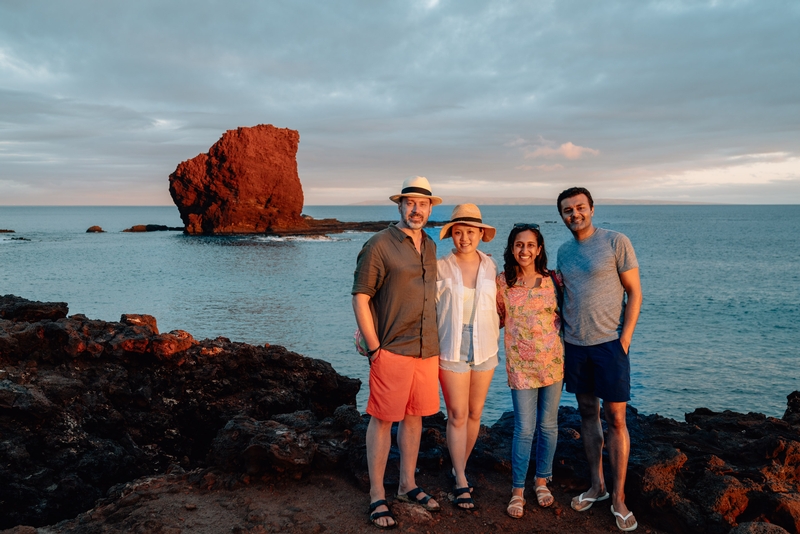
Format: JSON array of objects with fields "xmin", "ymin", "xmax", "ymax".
[
  {"xmin": 352, "ymin": 293, "xmax": 380, "ymax": 359},
  {"xmin": 495, "ymin": 278, "xmax": 506, "ymax": 330},
  {"xmin": 618, "ymin": 267, "xmax": 642, "ymax": 354}
]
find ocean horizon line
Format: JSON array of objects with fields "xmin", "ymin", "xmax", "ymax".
[{"xmin": 3, "ymin": 201, "xmax": 800, "ymax": 208}]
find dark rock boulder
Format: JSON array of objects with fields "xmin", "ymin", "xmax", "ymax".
[
  {"xmin": 0, "ymin": 295, "xmax": 360, "ymax": 529},
  {"xmin": 0, "ymin": 295, "xmax": 68, "ymax": 322},
  {"xmin": 169, "ymin": 124, "xmax": 306, "ymax": 235},
  {"xmin": 210, "ymin": 415, "xmax": 317, "ymax": 475},
  {"xmin": 785, "ymin": 391, "xmax": 800, "ymax": 426},
  {"xmin": 477, "ymin": 400, "xmax": 800, "ymax": 534},
  {"xmin": 122, "ymin": 224, "xmax": 183, "ymax": 232},
  {"xmin": 730, "ymin": 523, "xmax": 791, "ymax": 534},
  {"xmin": 4, "ymin": 294, "xmax": 800, "ymax": 534}
]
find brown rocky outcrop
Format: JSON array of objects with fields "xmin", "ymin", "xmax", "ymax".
[
  {"xmin": 85, "ymin": 226, "xmax": 104, "ymax": 233},
  {"xmin": 3, "ymin": 295, "xmax": 799, "ymax": 534},
  {"xmin": 169, "ymin": 124, "xmax": 306, "ymax": 235},
  {"xmin": 0, "ymin": 295, "xmax": 360, "ymax": 529},
  {"xmin": 473, "ymin": 404, "xmax": 800, "ymax": 533}
]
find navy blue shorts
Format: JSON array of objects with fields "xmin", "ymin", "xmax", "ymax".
[{"xmin": 564, "ymin": 339, "xmax": 630, "ymax": 402}]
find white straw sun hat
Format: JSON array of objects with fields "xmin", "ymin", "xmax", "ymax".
[
  {"xmin": 439, "ymin": 203, "xmax": 496, "ymax": 242},
  {"xmin": 389, "ymin": 176, "xmax": 443, "ymax": 206}
]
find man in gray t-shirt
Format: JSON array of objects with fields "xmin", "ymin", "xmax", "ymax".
[{"xmin": 556, "ymin": 187, "xmax": 642, "ymax": 532}]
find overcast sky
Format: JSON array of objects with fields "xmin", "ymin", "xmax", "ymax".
[{"xmin": 1, "ymin": 0, "xmax": 799, "ymax": 205}]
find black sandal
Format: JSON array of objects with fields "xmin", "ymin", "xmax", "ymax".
[
  {"xmin": 452, "ymin": 486, "xmax": 476, "ymax": 511},
  {"xmin": 368, "ymin": 500, "xmax": 397, "ymax": 530},
  {"xmin": 448, "ymin": 468, "xmax": 474, "ymax": 492},
  {"xmin": 396, "ymin": 487, "xmax": 441, "ymax": 512}
]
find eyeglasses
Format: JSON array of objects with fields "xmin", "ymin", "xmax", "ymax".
[{"xmin": 513, "ymin": 223, "xmax": 540, "ymax": 230}]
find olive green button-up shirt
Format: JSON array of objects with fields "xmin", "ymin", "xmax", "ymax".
[{"xmin": 352, "ymin": 224, "xmax": 439, "ymax": 359}]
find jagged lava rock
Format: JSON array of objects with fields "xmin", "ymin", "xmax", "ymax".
[
  {"xmin": 0, "ymin": 295, "xmax": 360, "ymax": 529},
  {"xmin": 169, "ymin": 124, "xmax": 306, "ymax": 235}
]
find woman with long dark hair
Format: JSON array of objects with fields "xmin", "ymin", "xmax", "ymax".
[{"xmin": 496, "ymin": 223, "xmax": 564, "ymax": 519}]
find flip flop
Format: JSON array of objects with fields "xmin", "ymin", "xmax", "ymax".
[
  {"xmin": 452, "ymin": 486, "xmax": 476, "ymax": 511},
  {"xmin": 611, "ymin": 505, "xmax": 638, "ymax": 532},
  {"xmin": 396, "ymin": 487, "xmax": 441, "ymax": 512},
  {"xmin": 506, "ymin": 494, "xmax": 525, "ymax": 519},
  {"xmin": 368, "ymin": 500, "xmax": 397, "ymax": 530},
  {"xmin": 570, "ymin": 490, "xmax": 610, "ymax": 512},
  {"xmin": 535, "ymin": 485, "xmax": 554, "ymax": 508}
]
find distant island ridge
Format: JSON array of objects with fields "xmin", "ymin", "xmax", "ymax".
[{"xmin": 350, "ymin": 196, "xmax": 712, "ymax": 206}]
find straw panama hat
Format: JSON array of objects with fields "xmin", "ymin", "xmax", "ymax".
[
  {"xmin": 439, "ymin": 203, "xmax": 496, "ymax": 242},
  {"xmin": 389, "ymin": 176, "xmax": 443, "ymax": 206}
]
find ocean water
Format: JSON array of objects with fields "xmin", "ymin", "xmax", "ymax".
[{"xmin": 1, "ymin": 204, "xmax": 798, "ymax": 423}]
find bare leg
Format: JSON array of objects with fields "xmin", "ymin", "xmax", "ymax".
[
  {"xmin": 572, "ymin": 394, "xmax": 607, "ymax": 507},
  {"xmin": 366, "ymin": 415, "xmax": 395, "ymax": 528},
  {"xmin": 465, "ymin": 368, "xmax": 494, "ymax": 463},
  {"xmin": 397, "ymin": 415, "xmax": 439, "ymax": 508},
  {"xmin": 440, "ymin": 368, "xmax": 472, "ymax": 508},
  {"xmin": 604, "ymin": 401, "xmax": 635, "ymax": 529}
]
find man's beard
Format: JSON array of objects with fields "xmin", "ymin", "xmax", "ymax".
[{"xmin": 403, "ymin": 214, "xmax": 427, "ymax": 229}]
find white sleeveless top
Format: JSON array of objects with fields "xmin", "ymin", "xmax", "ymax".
[{"xmin": 462, "ymin": 287, "xmax": 476, "ymax": 324}]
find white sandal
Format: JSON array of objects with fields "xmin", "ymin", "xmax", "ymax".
[
  {"xmin": 506, "ymin": 495, "xmax": 525, "ymax": 519},
  {"xmin": 535, "ymin": 485, "xmax": 554, "ymax": 508},
  {"xmin": 611, "ymin": 505, "xmax": 638, "ymax": 532},
  {"xmin": 570, "ymin": 490, "xmax": 609, "ymax": 512}
]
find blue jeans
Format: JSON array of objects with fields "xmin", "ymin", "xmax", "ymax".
[{"xmin": 511, "ymin": 381, "xmax": 563, "ymax": 487}]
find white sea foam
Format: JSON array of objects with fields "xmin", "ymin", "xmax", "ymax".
[{"xmin": 252, "ymin": 234, "xmax": 350, "ymax": 242}]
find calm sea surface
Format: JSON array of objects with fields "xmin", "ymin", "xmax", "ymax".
[{"xmin": 1, "ymin": 205, "xmax": 798, "ymax": 423}]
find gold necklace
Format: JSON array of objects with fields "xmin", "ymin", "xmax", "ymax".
[{"xmin": 517, "ymin": 274, "xmax": 541, "ymax": 287}]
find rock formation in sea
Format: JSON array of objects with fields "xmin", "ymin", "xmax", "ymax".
[
  {"xmin": 0, "ymin": 229, "xmax": 15, "ymax": 233},
  {"xmin": 2, "ymin": 295, "xmax": 799, "ymax": 533},
  {"xmin": 167, "ymin": 124, "xmax": 446, "ymax": 236},
  {"xmin": 168, "ymin": 124, "xmax": 306, "ymax": 235},
  {"xmin": 121, "ymin": 224, "xmax": 183, "ymax": 232}
]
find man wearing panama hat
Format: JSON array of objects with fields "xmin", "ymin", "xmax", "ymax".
[{"xmin": 352, "ymin": 176, "xmax": 442, "ymax": 529}]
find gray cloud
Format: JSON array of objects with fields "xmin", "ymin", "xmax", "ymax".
[{"xmin": 1, "ymin": 0, "xmax": 799, "ymax": 204}]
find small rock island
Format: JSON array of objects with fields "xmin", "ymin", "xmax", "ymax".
[{"xmin": 168, "ymin": 124, "xmax": 437, "ymax": 236}]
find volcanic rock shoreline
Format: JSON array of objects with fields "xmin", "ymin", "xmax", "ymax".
[{"xmin": 1, "ymin": 295, "xmax": 799, "ymax": 533}]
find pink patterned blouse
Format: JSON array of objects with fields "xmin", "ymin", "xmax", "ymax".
[{"xmin": 496, "ymin": 273, "xmax": 564, "ymax": 390}]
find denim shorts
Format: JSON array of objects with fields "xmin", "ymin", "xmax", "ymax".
[
  {"xmin": 439, "ymin": 324, "xmax": 498, "ymax": 374},
  {"xmin": 564, "ymin": 339, "xmax": 630, "ymax": 402}
]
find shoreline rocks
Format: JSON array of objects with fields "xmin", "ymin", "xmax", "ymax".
[
  {"xmin": 0, "ymin": 295, "xmax": 359, "ymax": 530},
  {"xmin": 0, "ymin": 229, "xmax": 15, "ymax": 233},
  {"xmin": 121, "ymin": 224, "xmax": 184, "ymax": 232},
  {"xmin": 2, "ymin": 295, "xmax": 799, "ymax": 533},
  {"xmin": 85, "ymin": 226, "xmax": 104, "ymax": 233}
]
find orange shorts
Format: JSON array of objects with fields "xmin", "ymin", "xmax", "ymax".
[{"xmin": 366, "ymin": 349, "xmax": 440, "ymax": 422}]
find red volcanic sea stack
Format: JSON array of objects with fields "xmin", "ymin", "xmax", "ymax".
[{"xmin": 169, "ymin": 124, "xmax": 307, "ymax": 234}]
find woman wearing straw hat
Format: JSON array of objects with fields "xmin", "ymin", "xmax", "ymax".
[{"xmin": 436, "ymin": 204, "xmax": 500, "ymax": 511}]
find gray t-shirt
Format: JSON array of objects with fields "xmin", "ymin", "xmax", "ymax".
[{"xmin": 557, "ymin": 228, "xmax": 638, "ymax": 346}]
